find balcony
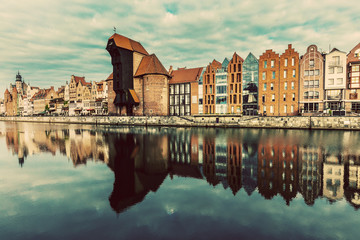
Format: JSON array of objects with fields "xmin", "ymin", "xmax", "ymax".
[{"xmin": 349, "ymin": 93, "xmax": 358, "ymax": 100}]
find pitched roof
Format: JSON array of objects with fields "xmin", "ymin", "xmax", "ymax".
[
  {"xmin": 231, "ymin": 52, "xmax": 244, "ymax": 63},
  {"xmin": 347, "ymin": 42, "xmax": 360, "ymax": 63},
  {"xmin": 134, "ymin": 54, "xmax": 170, "ymax": 77},
  {"xmin": 73, "ymin": 76, "xmax": 85, "ymax": 84},
  {"xmin": 170, "ymin": 67, "xmax": 203, "ymax": 84},
  {"xmin": 106, "ymin": 73, "xmax": 113, "ymax": 81},
  {"xmin": 109, "ymin": 33, "xmax": 149, "ymax": 55},
  {"xmin": 4, "ymin": 89, "xmax": 9, "ymax": 95}
]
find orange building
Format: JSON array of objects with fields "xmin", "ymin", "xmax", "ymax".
[
  {"xmin": 259, "ymin": 50, "xmax": 280, "ymax": 116},
  {"xmin": 203, "ymin": 60, "xmax": 222, "ymax": 114},
  {"xmin": 227, "ymin": 52, "xmax": 244, "ymax": 114},
  {"xmin": 279, "ymin": 44, "xmax": 299, "ymax": 116}
]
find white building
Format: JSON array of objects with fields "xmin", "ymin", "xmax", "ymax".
[{"xmin": 324, "ymin": 48, "xmax": 347, "ymax": 113}]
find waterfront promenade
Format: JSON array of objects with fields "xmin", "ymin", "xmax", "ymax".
[{"xmin": 1, "ymin": 115, "xmax": 360, "ymax": 130}]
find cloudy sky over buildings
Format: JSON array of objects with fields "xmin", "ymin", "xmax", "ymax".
[{"xmin": 1, "ymin": 0, "xmax": 359, "ymax": 95}]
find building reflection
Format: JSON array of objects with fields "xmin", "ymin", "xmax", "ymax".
[{"xmin": 3, "ymin": 122, "xmax": 360, "ymax": 211}]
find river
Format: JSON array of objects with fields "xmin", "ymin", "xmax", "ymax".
[{"xmin": 0, "ymin": 122, "xmax": 359, "ymax": 239}]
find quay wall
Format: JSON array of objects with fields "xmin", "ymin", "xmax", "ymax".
[{"xmin": 0, "ymin": 115, "xmax": 360, "ymax": 130}]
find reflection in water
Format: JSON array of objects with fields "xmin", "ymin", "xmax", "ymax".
[{"xmin": 3, "ymin": 122, "xmax": 360, "ymax": 212}]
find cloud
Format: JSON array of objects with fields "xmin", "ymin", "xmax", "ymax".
[{"xmin": 1, "ymin": 0, "xmax": 360, "ymax": 96}]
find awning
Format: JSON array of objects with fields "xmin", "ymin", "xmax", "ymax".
[
  {"xmin": 129, "ymin": 89, "xmax": 140, "ymax": 104},
  {"xmin": 74, "ymin": 108, "xmax": 82, "ymax": 111}
]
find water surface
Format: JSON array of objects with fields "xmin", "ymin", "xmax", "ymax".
[{"xmin": 0, "ymin": 122, "xmax": 359, "ymax": 240}]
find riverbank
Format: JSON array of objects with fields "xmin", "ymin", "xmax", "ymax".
[{"xmin": 1, "ymin": 115, "xmax": 360, "ymax": 130}]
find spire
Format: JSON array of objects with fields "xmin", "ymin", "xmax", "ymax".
[{"xmin": 16, "ymin": 71, "xmax": 22, "ymax": 82}]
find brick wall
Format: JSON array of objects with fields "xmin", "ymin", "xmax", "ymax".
[{"xmin": 133, "ymin": 74, "xmax": 169, "ymax": 116}]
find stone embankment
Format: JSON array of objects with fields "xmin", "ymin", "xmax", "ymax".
[
  {"xmin": 0, "ymin": 115, "xmax": 360, "ymax": 130},
  {"xmin": 1, "ymin": 115, "xmax": 360, "ymax": 130}
]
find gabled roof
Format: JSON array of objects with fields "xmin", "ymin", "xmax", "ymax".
[
  {"xmin": 169, "ymin": 67, "xmax": 203, "ymax": 84},
  {"xmin": 4, "ymin": 89, "xmax": 9, "ymax": 95},
  {"xmin": 211, "ymin": 59, "xmax": 222, "ymax": 67},
  {"xmin": 231, "ymin": 52, "xmax": 244, "ymax": 63},
  {"xmin": 134, "ymin": 54, "xmax": 170, "ymax": 77},
  {"xmin": 106, "ymin": 73, "xmax": 113, "ymax": 81},
  {"xmin": 347, "ymin": 42, "xmax": 360, "ymax": 63},
  {"xmin": 108, "ymin": 33, "xmax": 149, "ymax": 55},
  {"xmin": 329, "ymin": 48, "xmax": 346, "ymax": 54},
  {"xmin": 73, "ymin": 76, "xmax": 85, "ymax": 84}
]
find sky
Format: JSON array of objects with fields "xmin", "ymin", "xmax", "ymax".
[{"xmin": 1, "ymin": 0, "xmax": 360, "ymax": 97}]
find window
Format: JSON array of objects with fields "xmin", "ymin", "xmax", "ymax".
[
  {"xmin": 272, "ymin": 71, "xmax": 275, "ymax": 79},
  {"xmin": 292, "ymin": 69, "xmax": 296, "ymax": 77},
  {"xmin": 337, "ymin": 78, "xmax": 343, "ymax": 85},
  {"xmin": 175, "ymin": 85, "xmax": 179, "ymax": 94},
  {"xmin": 309, "ymin": 59, "xmax": 314, "ymax": 67},
  {"xmin": 352, "ymin": 65, "xmax": 359, "ymax": 72},
  {"xmin": 263, "ymin": 105, "xmax": 266, "ymax": 113},
  {"xmin": 284, "ymin": 105, "xmax": 287, "ymax": 113},
  {"xmin": 262, "ymin": 72, "xmax": 266, "ymax": 80},
  {"xmin": 315, "ymin": 69, "xmax": 319, "ymax": 76},
  {"xmin": 283, "ymin": 93, "xmax": 286, "ymax": 101},
  {"xmin": 271, "ymin": 60, "xmax": 275, "ymax": 68},
  {"xmin": 304, "ymin": 70, "xmax": 309, "ymax": 76},
  {"xmin": 337, "ymin": 67, "xmax": 343, "ymax": 73},
  {"xmin": 292, "ymin": 57, "xmax": 295, "ymax": 66},
  {"xmin": 304, "ymin": 80, "xmax": 309, "ymax": 88},
  {"xmin": 304, "ymin": 91, "xmax": 309, "ymax": 99},
  {"xmin": 309, "ymin": 80, "xmax": 314, "ymax": 87},
  {"xmin": 284, "ymin": 70, "xmax": 287, "ymax": 78},
  {"xmin": 329, "ymin": 67, "xmax": 334, "ymax": 74},
  {"xmin": 180, "ymin": 84, "xmax": 184, "ymax": 94},
  {"xmin": 291, "ymin": 105, "xmax": 294, "ymax": 112},
  {"xmin": 333, "ymin": 56, "xmax": 340, "ymax": 65},
  {"xmin": 329, "ymin": 78, "xmax": 334, "ymax": 85},
  {"xmin": 185, "ymin": 84, "xmax": 190, "ymax": 93},
  {"xmin": 263, "ymin": 83, "xmax": 267, "ymax": 91},
  {"xmin": 264, "ymin": 61, "xmax": 267, "ymax": 68},
  {"xmin": 314, "ymin": 80, "xmax": 319, "ymax": 87},
  {"xmin": 284, "ymin": 82, "xmax": 288, "ymax": 90},
  {"xmin": 309, "ymin": 70, "xmax": 314, "ymax": 76},
  {"xmin": 285, "ymin": 59, "xmax": 288, "ymax": 67},
  {"xmin": 262, "ymin": 95, "xmax": 265, "ymax": 103},
  {"xmin": 292, "ymin": 93, "xmax": 295, "ymax": 101},
  {"xmin": 314, "ymin": 91, "xmax": 319, "ymax": 99},
  {"xmin": 271, "ymin": 83, "xmax": 274, "ymax": 90},
  {"xmin": 272, "ymin": 94, "xmax": 275, "ymax": 102},
  {"xmin": 290, "ymin": 82, "xmax": 294, "ymax": 89},
  {"xmin": 270, "ymin": 105, "xmax": 274, "ymax": 113}
]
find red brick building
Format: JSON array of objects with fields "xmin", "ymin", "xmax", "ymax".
[
  {"xmin": 106, "ymin": 33, "xmax": 170, "ymax": 116},
  {"xmin": 279, "ymin": 44, "xmax": 299, "ymax": 116},
  {"xmin": 346, "ymin": 42, "xmax": 360, "ymax": 113},
  {"xmin": 228, "ymin": 52, "xmax": 244, "ymax": 114},
  {"xmin": 259, "ymin": 50, "xmax": 280, "ymax": 116},
  {"xmin": 203, "ymin": 60, "xmax": 222, "ymax": 114}
]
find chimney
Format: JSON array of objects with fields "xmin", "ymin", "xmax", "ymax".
[{"xmin": 169, "ymin": 65, "xmax": 173, "ymax": 74}]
